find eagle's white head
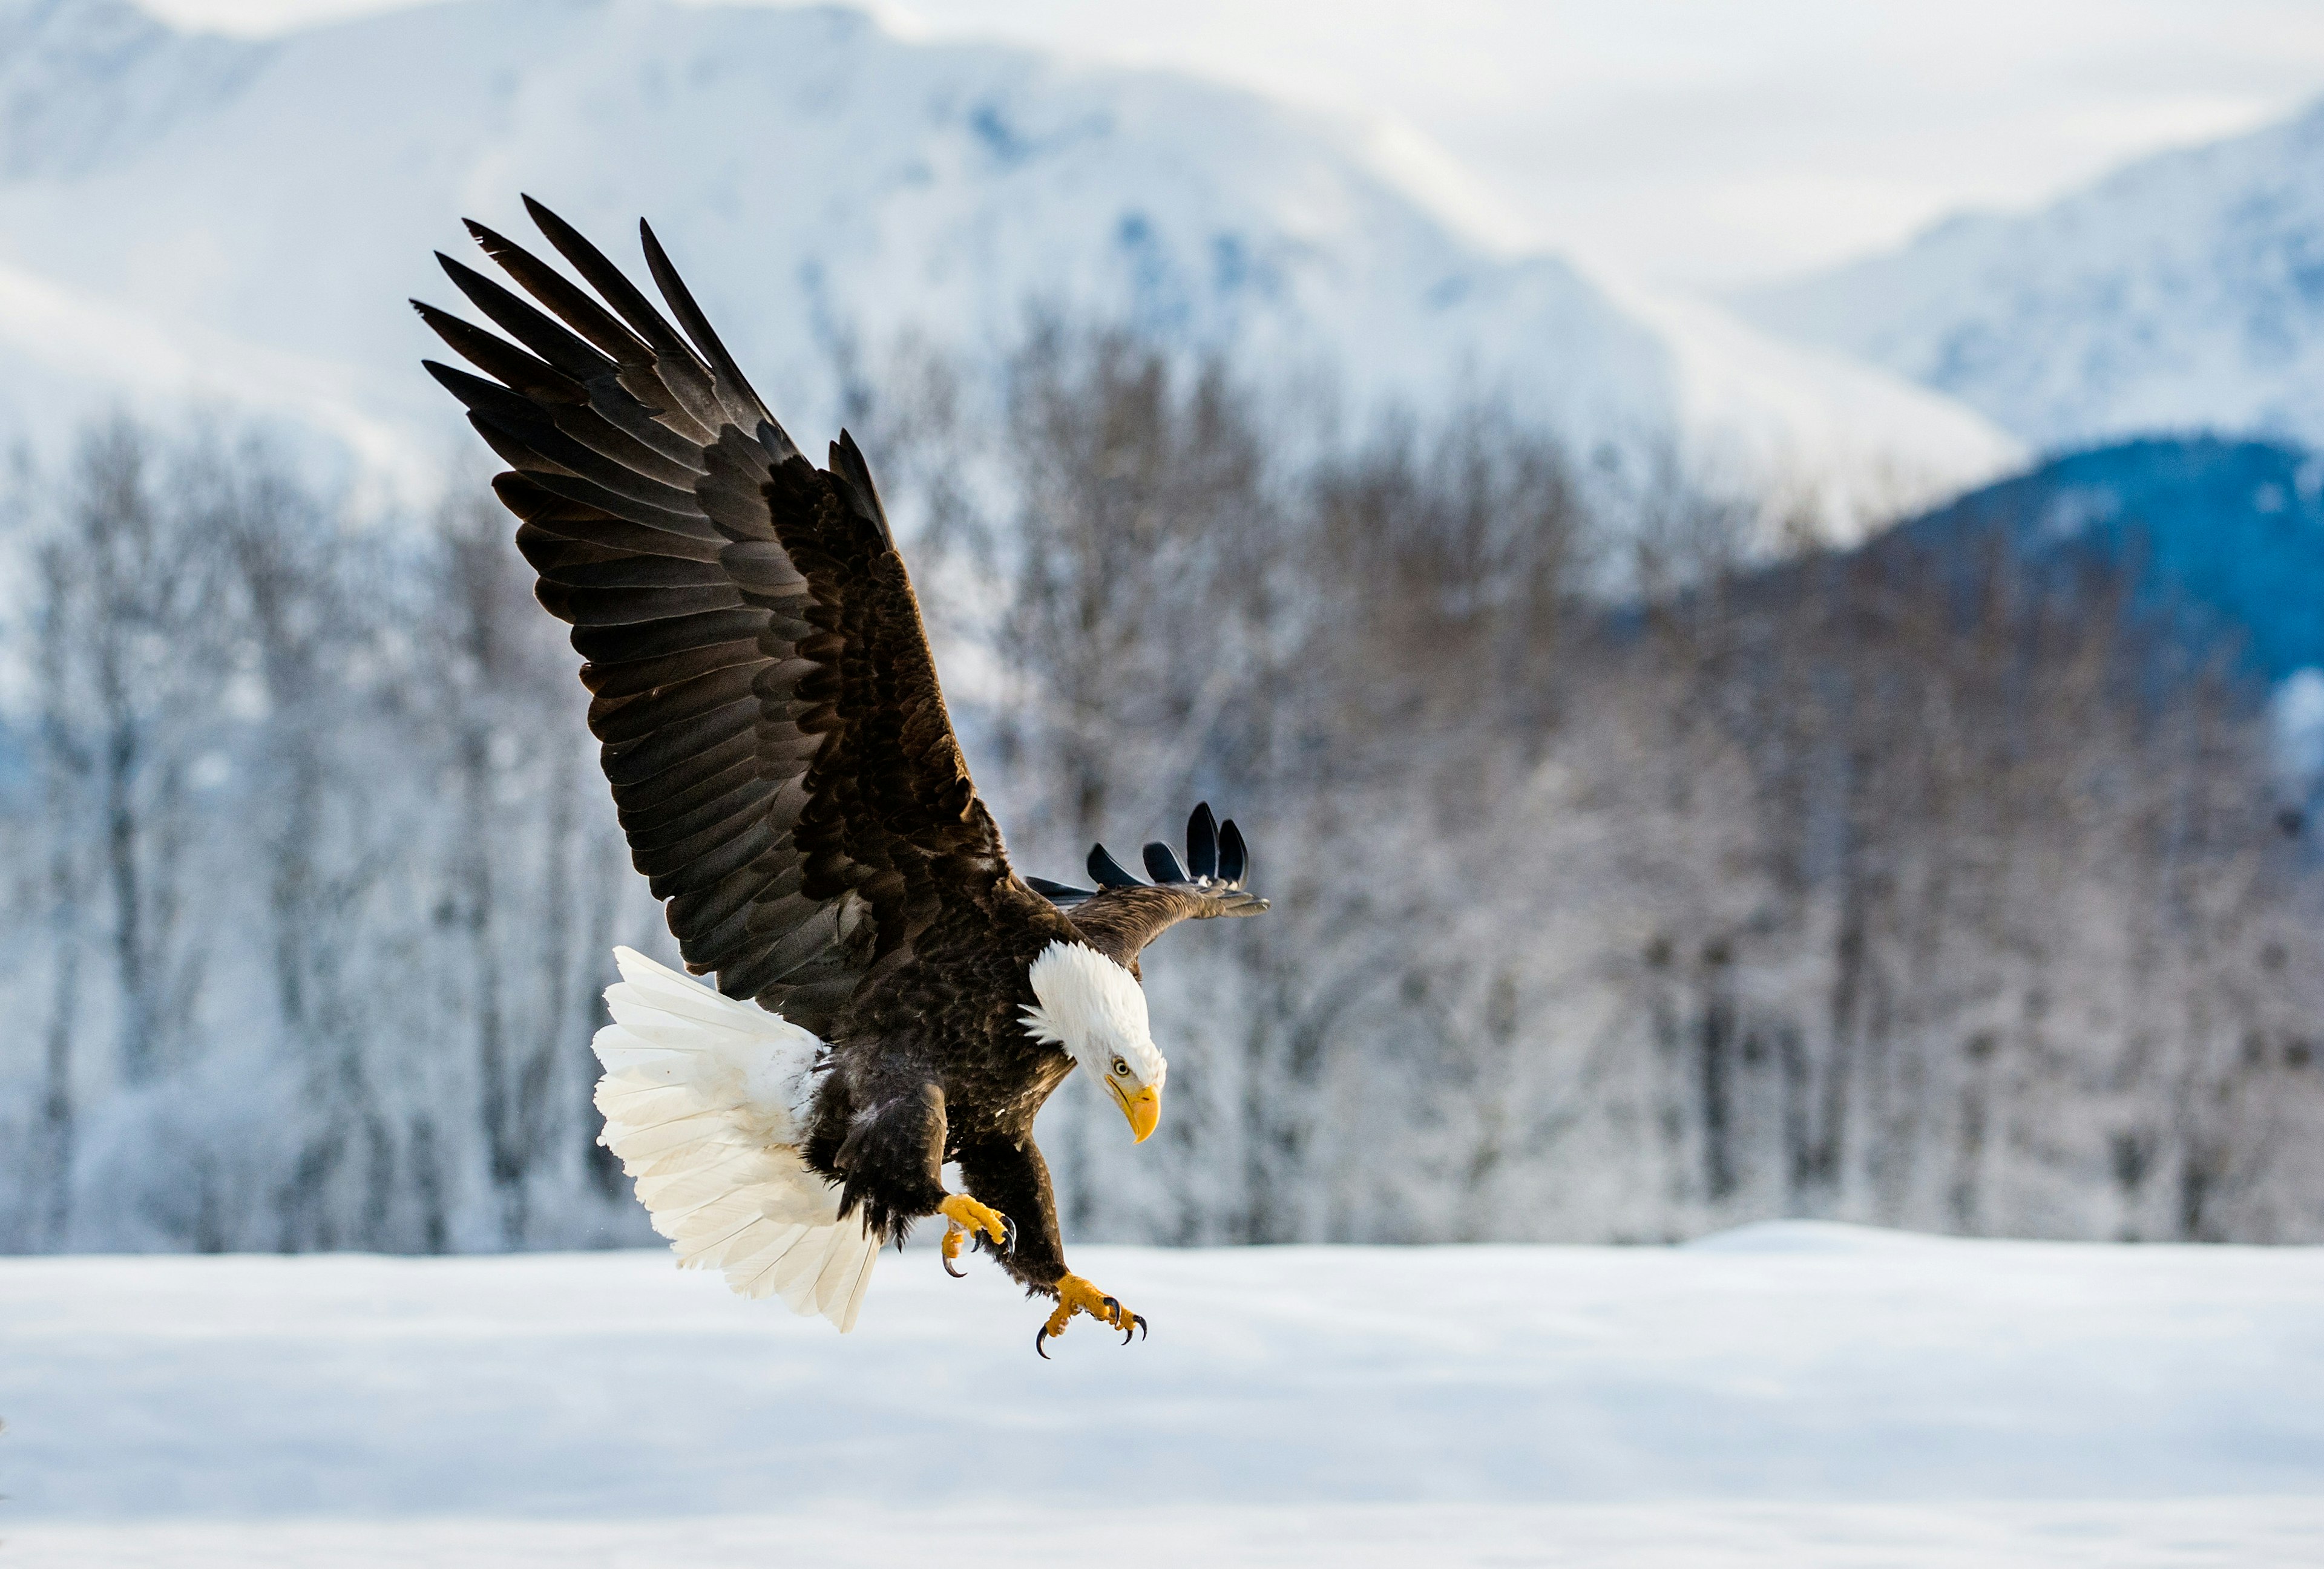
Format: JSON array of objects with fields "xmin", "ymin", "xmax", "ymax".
[{"xmin": 1021, "ymin": 941, "xmax": 1166, "ymax": 1144}]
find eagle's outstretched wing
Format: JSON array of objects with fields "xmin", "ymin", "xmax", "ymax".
[{"xmin": 415, "ymin": 198, "xmax": 1007, "ymax": 1035}]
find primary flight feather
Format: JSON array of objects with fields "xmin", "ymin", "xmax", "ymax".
[{"xmin": 413, "ymin": 198, "xmax": 1268, "ymax": 1351}]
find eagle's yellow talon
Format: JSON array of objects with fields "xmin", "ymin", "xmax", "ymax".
[
  {"xmin": 940, "ymin": 1223, "xmax": 970, "ymax": 1279},
  {"xmin": 938, "ymin": 1193, "xmax": 1008, "ymax": 1250},
  {"xmin": 1036, "ymin": 1272, "xmax": 1144, "ymax": 1357}
]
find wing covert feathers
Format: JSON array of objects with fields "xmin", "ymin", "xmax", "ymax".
[
  {"xmin": 415, "ymin": 198, "xmax": 1010, "ymax": 1035},
  {"xmin": 592, "ymin": 946, "xmax": 879, "ymax": 1332}
]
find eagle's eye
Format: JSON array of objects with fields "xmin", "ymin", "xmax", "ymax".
[{"xmin": 1111, "ymin": 1056, "xmax": 1130, "ymax": 1077}]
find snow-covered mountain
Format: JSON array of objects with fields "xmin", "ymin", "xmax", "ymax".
[
  {"xmin": 1738, "ymin": 97, "xmax": 2324, "ymax": 455},
  {"xmin": 0, "ymin": 0, "xmax": 2016, "ymax": 517}
]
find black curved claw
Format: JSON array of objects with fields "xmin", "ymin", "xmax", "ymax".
[
  {"xmin": 1132, "ymin": 1312, "xmax": 1149, "ymax": 1341},
  {"xmin": 1035, "ymin": 1325, "xmax": 1053, "ymax": 1360},
  {"xmin": 967, "ymin": 1214, "xmax": 1016, "ymax": 1259},
  {"xmin": 1100, "ymin": 1295, "xmax": 1134, "ymax": 1343},
  {"xmin": 942, "ymin": 1248, "xmax": 967, "ymax": 1280},
  {"xmin": 1188, "ymin": 803, "xmax": 1219, "ymax": 879}
]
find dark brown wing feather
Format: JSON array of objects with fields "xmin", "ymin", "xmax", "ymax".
[{"xmin": 416, "ymin": 199, "xmax": 1008, "ymax": 1035}]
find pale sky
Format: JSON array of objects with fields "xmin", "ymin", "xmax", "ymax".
[{"xmin": 146, "ymin": 0, "xmax": 2324, "ymax": 288}]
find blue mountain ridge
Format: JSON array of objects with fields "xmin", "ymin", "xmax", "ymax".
[{"xmin": 1894, "ymin": 436, "xmax": 2324, "ymax": 683}]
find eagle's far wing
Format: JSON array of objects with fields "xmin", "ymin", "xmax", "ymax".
[
  {"xmin": 415, "ymin": 198, "xmax": 1008, "ymax": 1035},
  {"xmin": 1036, "ymin": 805, "xmax": 1269, "ymax": 971}
]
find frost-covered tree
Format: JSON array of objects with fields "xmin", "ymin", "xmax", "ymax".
[{"xmin": 2, "ymin": 361, "xmax": 2319, "ymax": 1257}]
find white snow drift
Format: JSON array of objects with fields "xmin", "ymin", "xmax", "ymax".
[{"xmin": 1, "ymin": 1224, "xmax": 2319, "ymax": 1566}]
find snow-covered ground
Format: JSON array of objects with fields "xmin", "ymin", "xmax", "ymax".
[{"xmin": 3, "ymin": 1223, "xmax": 2320, "ymax": 1566}]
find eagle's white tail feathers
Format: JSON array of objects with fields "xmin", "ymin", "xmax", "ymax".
[{"xmin": 591, "ymin": 946, "xmax": 879, "ymax": 1332}]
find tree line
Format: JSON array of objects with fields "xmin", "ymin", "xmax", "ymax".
[{"xmin": 2, "ymin": 332, "xmax": 2319, "ymax": 1254}]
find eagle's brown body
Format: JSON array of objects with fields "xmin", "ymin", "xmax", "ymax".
[
  {"xmin": 416, "ymin": 199, "xmax": 1264, "ymax": 1323},
  {"xmin": 802, "ymin": 869, "xmax": 1085, "ymax": 1284}
]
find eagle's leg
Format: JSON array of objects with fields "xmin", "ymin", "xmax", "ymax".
[
  {"xmin": 823, "ymin": 1082, "xmax": 1021, "ymax": 1266},
  {"xmin": 951, "ymin": 1134, "xmax": 1149, "ymax": 1354}
]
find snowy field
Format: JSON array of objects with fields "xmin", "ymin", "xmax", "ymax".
[{"xmin": 2, "ymin": 1223, "xmax": 2320, "ymax": 1567}]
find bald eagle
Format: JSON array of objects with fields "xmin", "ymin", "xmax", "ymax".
[{"xmin": 413, "ymin": 200, "xmax": 1267, "ymax": 1352}]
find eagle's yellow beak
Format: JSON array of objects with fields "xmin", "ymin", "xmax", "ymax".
[{"xmin": 1108, "ymin": 1081, "xmax": 1162, "ymax": 1144}]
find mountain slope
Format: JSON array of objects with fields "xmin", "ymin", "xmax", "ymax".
[
  {"xmin": 1738, "ymin": 99, "xmax": 2324, "ymax": 454},
  {"xmin": 1892, "ymin": 436, "xmax": 2324, "ymax": 683},
  {"xmin": 0, "ymin": 0, "xmax": 260, "ymax": 181},
  {"xmin": 0, "ymin": 0, "xmax": 2017, "ymax": 515}
]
